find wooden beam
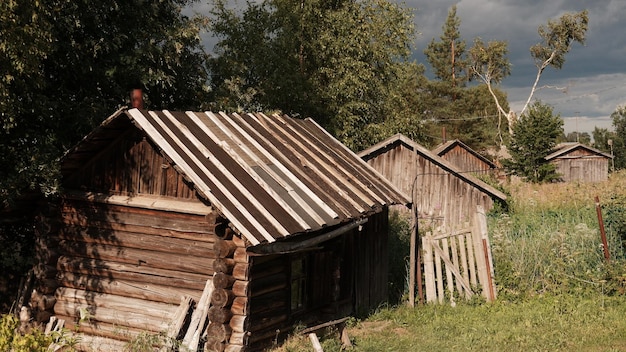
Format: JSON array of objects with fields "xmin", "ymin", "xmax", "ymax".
[{"xmin": 247, "ymin": 219, "xmax": 367, "ymax": 255}]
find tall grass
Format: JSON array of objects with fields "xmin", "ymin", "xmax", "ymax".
[
  {"xmin": 272, "ymin": 173, "xmax": 626, "ymax": 352},
  {"xmin": 491, "ymin": 173, "xmax": 626, "ymax": 298}
]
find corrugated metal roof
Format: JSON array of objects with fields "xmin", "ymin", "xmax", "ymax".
[{"xmin": 115, "ymin": 109, "xmax": 410, "ymax": 245}]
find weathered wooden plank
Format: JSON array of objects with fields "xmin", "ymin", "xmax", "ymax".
[
  {"xmin": 161, "ymin": 295, "xmax": 194, "ymax": 352},
  {"xmin": 76, "ymin": 334, "xmax": 129, "ymax": 352},
  {"xmin": 57, "ymin": 256, "xmax": 210, "ymax": 291},
  {"xmin": 55, "ymin": 287, "xmax": 178, "ymax": 318},
  {"xmin": 57, "ymin": 273, "xmax": 200, "ymax": 304},
  {"xmin": 182, "ymin": 279, "xmax": 213, "ymax": 351},
  {"xmin": 60, "ymin": 200, "xmax": 212, "ymax": 234},
  {"xmin": 58, "ymin": 226, "xmax": 214, "ymax": 257},
  {"xmin": 58, "ymin": 240, "xmax": 214, "ymax": 275},
  {"xmin": 54, "ymin": 300, "xmax": 172, "ymax": 332},
  {"xmin": 62, "ymin": 216, "xmax": 215, "ymax": 242}
]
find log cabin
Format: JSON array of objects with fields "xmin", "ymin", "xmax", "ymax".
[
  {"xmin": 545, "ymin": 142, "xmax": 613, "ymax": 182},
  {"xmin": 358, "ymin": 134, "xmax": 506, "ymax": 231},
  {"xmin": 432, "ymin": 139, "xmax": 497, "ymax": 177},
  {"xmin": 33, "ymin": 108, "xmax": 410, "ymax": 351}
]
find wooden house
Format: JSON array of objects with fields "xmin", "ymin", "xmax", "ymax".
[
  {"xmin": 432, "ymin": 139, "xmax": 497, "ymax": 176},
  {"xmin": 358, "ymin": 134, "xmax": 506, "ymax": 230},
  {"xmin": 34, "ymin": 108, "xmax": 409, "ymax": 351},
  {"xmin": 545, "ymin": 142, "xmax": 613, "ymax": 182}
]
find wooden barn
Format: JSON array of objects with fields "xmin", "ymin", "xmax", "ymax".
[
  {"xmin": 432, "ymin": 139, "xmax": 497, "ymax": 176},
  {"xmin": 358, "ymin": 134, "xmax": 506, "ymax": 230},
  {"xmin": 545, "ymin": 142, "xmax": 613, "ymax": 182},
  {"xmin": 33, "ymin": 108, "xmax": 409, "ymax": 351}
]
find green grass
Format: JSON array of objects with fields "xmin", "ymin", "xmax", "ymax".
[
  {"xmin": 350, "ymin": 294, "xmax": 626, "ymax": 352},
  {"xmin": 274, "ymin": 172, "xmax": 626, "ymax": 352}
]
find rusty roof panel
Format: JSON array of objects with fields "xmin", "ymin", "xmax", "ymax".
[{"xmin": 115, "ymin": 109, "xmax": 409, "ymax": 245}]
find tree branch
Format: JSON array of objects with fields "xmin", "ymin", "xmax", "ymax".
[{"xmin": 520, "ymin": 50, "xmax": 556, "ymax": 116}]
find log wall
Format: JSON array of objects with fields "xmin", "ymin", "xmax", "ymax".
[{"xmin": 50, "ymin": 196, "xmax": 216, "ymax": 346}]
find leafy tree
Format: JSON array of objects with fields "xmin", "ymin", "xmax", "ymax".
[
  {"xmin": 592, "ymin": 127, "xmax": 616, "ymax": 153},
  {"xmin": 208, "ymin": 0, "xmax": 424, "ymax": 151},
  {"xmin": 565, "ymin": 131, "xmax": 591, "ymax": 145},
  {"xmin": 0, "ymin": 0, "xmax": 210, "ymax": 206},
  {"xmin": 0, "ymin": 0, "xmax": 211, "ymax": 311},
  {"xmin": 503, "ymin": 102, "xmax": 563, "ymax": 183},
  {"xmin": 468, "ymin": 11, "xmax": 588, "ymax": 134},
  {"xmin": 422, "ymin": 6, "xmax": 508, "ymax": 150},
  {"xmin": 611, "ymin": 106, "xmax": 626, "ymax": 170}
]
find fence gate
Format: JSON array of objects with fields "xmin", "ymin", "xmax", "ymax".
[{"xmin": 421, "ymin": 205, "xmax": 496, "ymax": 304}]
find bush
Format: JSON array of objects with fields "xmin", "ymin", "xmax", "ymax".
[
  {"xmin": 0, "ymin": 314, "xmax": 53, "ymax": 352},
  {"xmin": 387, "ymin": 210, "xmax": 412, "ymax": 305}
]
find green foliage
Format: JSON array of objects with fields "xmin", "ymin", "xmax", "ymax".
[
  {"xmin": 530, "ymin": 10, "xmax": 589, "ymax": 70},
  {"xmin": 420, "ymin": 6, "xmax": 510, "ymax": 149},
  {"xmin": 468, "ymin": 38, "xmax": 511, "ymax": 85},
  {"xmin": 424, "ymin": 5, "xmax": 467, "ymax": 86},
  {"xmin": 503, "ymin": 102, "xmax": 563, "ymax": 183},
  {"xmin": 347, "ymin": 294, "xmax": 626, "ymax": 352},
  {"xmin": 591, "ymin": 127, "xmax": 615, "ymax": 154},
  {"xmin": 124, "ymin": 331, "xmax": 169, "ymax": 352},
  {"xmin": 0, "ymin": 313, "xmax": 80, "ymax": 352},
  {"xmin": 565, "ymin": 131, "xmax": 591, "ymax": 145},
  {"xmin": 604, "ymin": 194, "xmax": 626, "ymax": 250},
  {"xmin": 0, "ymin": 0, "xmax": 210, "ymax": 206},
  {"xmin": 387, "ymin": 210, "xmax": 412, "ymax": 304},
  {"xmin": 208, "ymin": 0, "xmax": 424, "ymax": 151},
  {"xmin": 610, "ymin": 105, "xmax": 626, "ymax": 170}
]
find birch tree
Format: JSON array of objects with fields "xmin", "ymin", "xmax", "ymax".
[{"xmin": 469, "ymin": 10, "xmax": 589, "ymax": 135}]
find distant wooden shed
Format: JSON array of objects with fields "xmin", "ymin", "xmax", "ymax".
[
  {"xmin": 545, "ymin": 142, "xmax": 613, "ymax": 182},
  {"xmin": 432, "ymin": 139, "xmax": 497, "ymax": 176},
  {"xmin": 358, "ymin": 134, "xmax": 506, "ymax": 229},
  {"xmin": 34, "ymin": 108, "xmax": 409, "ymax": 351}
]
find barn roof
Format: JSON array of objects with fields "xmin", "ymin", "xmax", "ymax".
[
  {"xmin": 62, "ymin": 108, "xmax": 409, "ymax": 246},
  {"xmin": 432, "ymin": 139, "xmax": 497, "ymax": 169},
  {"xmin": 545, "ymin": 142, "xmax": 613, "ymax": 160},
  {"xmin": 358, "ymin": 133, "xmax": 506, "ymax": 202}
]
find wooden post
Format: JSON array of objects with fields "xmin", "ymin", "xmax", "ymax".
[
  {"xmin": 409, "ymin": 207, "xmax": 417, "ymax": 307},
  {"xmin": 422, "ymin": 233, "xmax": 436, "ymax": 302},
  {"xmin": 308, "ymin": 333, "xmax": 323, "ymax": 352},
  {"xmin": 475, "ymin": 206, "xmax": 496, "ymax": 301},
  {"xmin": 594, "ymin": 196, "xmax": 610, "ymax": 262}
]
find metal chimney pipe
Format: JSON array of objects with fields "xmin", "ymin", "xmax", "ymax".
[{"xmin": 130, "ymin": 88, "xmax": 144, "ymax": 109}]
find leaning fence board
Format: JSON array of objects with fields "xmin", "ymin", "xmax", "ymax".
[
  {"xmin": 160, "ymin": 295, "xmax": 194, "ymax": 352},
  {"xmin": 421, "ymin": 207, "xmax": 496, "ymax": 304},
  {"xmin": 422, "ymin": 235, "xmax": 436, "ymax": 302},
  {"xmin": 182, "ymin": 279, "xmax": 214, "ymax": 350}
]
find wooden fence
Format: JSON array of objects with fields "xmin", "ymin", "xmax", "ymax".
[{"xmin": 421, "ymin": 206, "xmax": 496, "ymax": 304}]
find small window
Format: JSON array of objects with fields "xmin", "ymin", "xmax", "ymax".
[{"xmin": 290, "ymin": 257, "xmax": 307, "ymax": 311}]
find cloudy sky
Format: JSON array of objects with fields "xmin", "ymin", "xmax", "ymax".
[
  {"xmin": 191, "ymin": 0, "xmax": 626, "ymax": 135},
  {"xmin": 411, "ymin": 0, "xmax": 626, "ymax": 136}
]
